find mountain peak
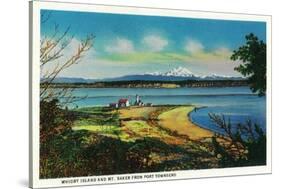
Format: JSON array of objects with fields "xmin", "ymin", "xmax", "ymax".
[
  {"xmin": 146, "ymin": 66, "xmax": 197, "ymax": 77},
  {"xmin": 164, "ymin": 66, "xmax": 195, "ymax": 77}
]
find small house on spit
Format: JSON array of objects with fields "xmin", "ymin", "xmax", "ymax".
[
  {"xmin": 109, "ymin": 95, "xmax": 152, "ymax": 108},
  {"xmin": 118, "ymin": 98, "xmax": 130, "ymax": 107}
]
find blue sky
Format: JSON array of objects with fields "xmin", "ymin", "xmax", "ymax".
[{"xmin": 41, "ymin": 9, "xmax": 266, "ymax": 79}]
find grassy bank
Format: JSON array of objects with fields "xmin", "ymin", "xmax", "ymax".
[
  {"xmin": 67, "ymin": 105, "xmax": 219, "ymax": 176},
  {"xmin": 72, "ymin": 105, "xmax": 214, "ymax": 143}
]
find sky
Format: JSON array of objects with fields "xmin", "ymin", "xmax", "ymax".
[{"xmin": 41, "ymin": 9, "xmax": 266, "ymax": 79}]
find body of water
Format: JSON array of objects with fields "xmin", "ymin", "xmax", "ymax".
[{"xmin": 63, "ymin": 87, "xmax": 266, "ymax": 134}]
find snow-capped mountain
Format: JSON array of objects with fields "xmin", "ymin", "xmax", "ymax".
[
  {"xmin": 52, "ymin": 67, "xmax": 244, "ymax": 83},
  {"xmin": 147, "ymin": 66, "xmax": 198, "ymax": 77},
  {"xmin": 200, "ymin": 74, "xmax": 235, "ymax": 80},
  {"xmin": 100, "ymin": 67, "xmax": 243, "ymax": 81},
  {"xmin": 143, "ymin": 66, "xmax": 242, "ymax": 80}
]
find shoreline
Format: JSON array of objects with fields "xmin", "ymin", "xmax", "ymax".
[
  {"xmin": 157, "ymin": 106, "xmax": 214, "ymax": 140},
  {"xmin": 187, "ymin": 106, "xmax": 216, "ymax": 135}
]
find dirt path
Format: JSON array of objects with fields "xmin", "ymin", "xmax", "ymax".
[{"xmin": 158, "ymin": 106, "xmax": 214, "ymax": 140}]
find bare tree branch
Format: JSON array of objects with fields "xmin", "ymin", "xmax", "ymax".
[{"xmin": 40, "ymin": 18, "xmax": 95, "ymax": 104}]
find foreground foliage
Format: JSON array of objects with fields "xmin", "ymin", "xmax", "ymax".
[
  {"xmin": 209, "ymin": 113, "xmax": 266, "ymax": 167},
  {"xmin": 40, "ymin": 101, "xmax": 217, "ymax": 178},
  {"xmin": 40, "ymin": 100, "xmax": 266, "ymax": 178}
]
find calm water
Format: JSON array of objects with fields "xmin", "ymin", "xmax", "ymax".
[{"xmin": 63, "ymin": 87, "xmax": 266, "ymax": 134}]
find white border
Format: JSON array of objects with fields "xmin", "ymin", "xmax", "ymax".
[{"xmin": 30, "ymin": 1, "xmax": 272, "ymax": 188}]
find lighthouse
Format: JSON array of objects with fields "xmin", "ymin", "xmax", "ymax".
[
  {"xmin": 135, "ymin": 94, "xmax": 143, "ymax": 106},
  {"xmin": 136, "ymin": 94, "xmax": 140, "ymax": 104}
]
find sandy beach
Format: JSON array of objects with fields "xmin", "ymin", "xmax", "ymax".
[{"xmin": 158, "ymin": 106, "xmax": 214, "ymax": 140}]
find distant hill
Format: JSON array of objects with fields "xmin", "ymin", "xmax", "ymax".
[
  {"xmin": 41, "ymin": 77, "xmax": 97, "ymax": 83},
  {"xmin": 101, "ymin": 67, "xmax": 243, "ymax": 81},
  {"xmin": 43, "ymin": 66, "xmax": 244, "ymax": 83},
  {"xmin": 102, "ymin": 74, "xmax": 243, "ymax": 82}
]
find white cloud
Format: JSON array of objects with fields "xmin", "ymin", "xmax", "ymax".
[
  {"xmin": 50, "ymin": 37, "xmax": 97, "ymax": 61},
  {"xmin": 63, "ymin": 38, "xmax": 82, "ymax": 57},
  {"xmin": 184, "ymin": 39, "xmax": 204, "ymax": 54},
  {"xmin": 105, "ymin": 37, "xmax": 135, "ymax": 54},
  {"xmin": 142, "ymin": 35, "xmax": 168, "ymax": 52},
  {"xmin": 57, "ymin": 37, "xmax": 97, "ymax": 65},
  {"xmin": 41, "ymin": 37, "xmax": 97, "ymax": 78},
  {"xmin": 213, "ymin": 47, "xmax": 232, "ymax": 57}
]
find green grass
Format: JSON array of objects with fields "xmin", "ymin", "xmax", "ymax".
[
  {"xmin": 72, "ymin": 106, "xmax": 119, "ymax": 127},
  {"xmin": 73, "ymin": 106, "xmax": 109, "ymax": 113},
  {"xmin": 125, "ymin": 120, "xmax": 151, "ymax": 131},
  {"xmin": 73, "ymin": 125, "xmax": 120, "ymax": 134},
  {"xmin": 124, "ymin": 120, "xmax": 162, "ymax": 137},
  {"xmin": 71, "ymin": 106, "xmax": 188, "ymax": 144}
]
